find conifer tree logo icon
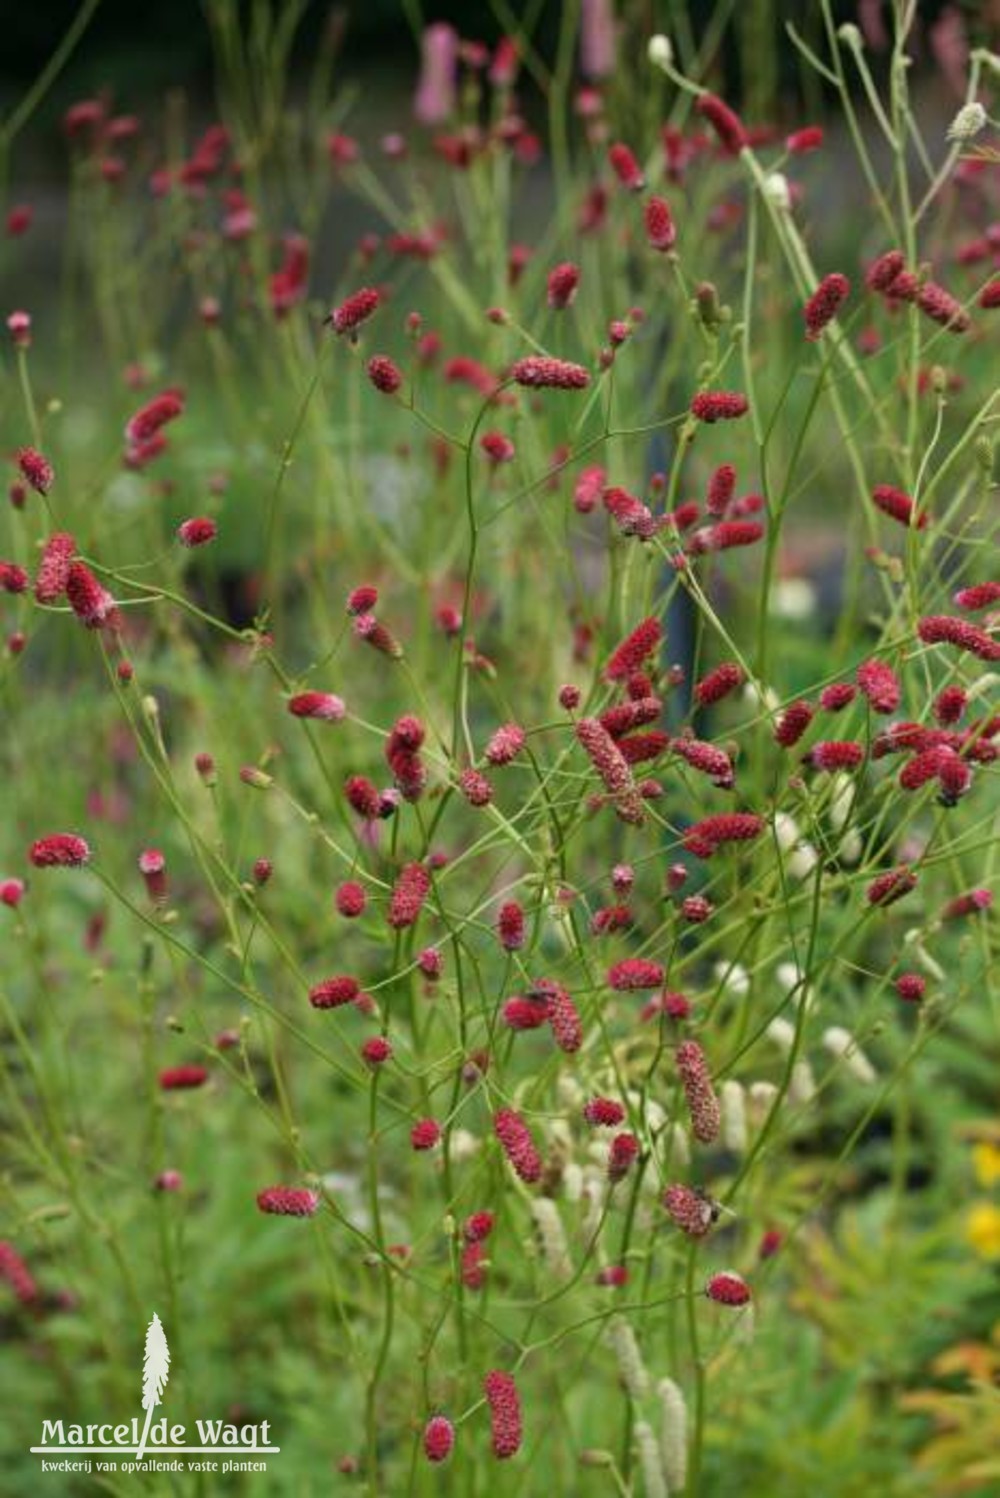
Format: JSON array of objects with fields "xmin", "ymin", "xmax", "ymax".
[{"xmin": 136, "ymin": 1313, "xmax": 170, "ymax": 1459}]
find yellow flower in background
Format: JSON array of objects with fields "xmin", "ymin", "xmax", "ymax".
[
  {"xmin": 972, "ymin": 1141, "xmax": 1000, "ymax": 1189},
  {"xmin": 966, "ymin": 1203, "xmax": 1000, "ymax": 1261}
]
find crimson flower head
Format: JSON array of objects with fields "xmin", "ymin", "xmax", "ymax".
[
  {"xmin": 856, "ymin": 659, "xmax": 900, "ymax": 714},
  {"xmin": 388, "ymin": 862, "xmax": 431, "ymax": 928},
  {"xmin": 645, "ymin": 195, "xmax": 676, "ymax": 251},
  {"xmin": 804, "ymin": 273, "xmax": 850, "ymax": 339},
  {"xmin": 608, "ymin": 141, "xmax": 644, "ymax": 191},
  {"xmin": 787, "ymin": 125, "xmax": 824, "ymax": 153},
  {"xmin": 546, "ymin": 261, "xmax": 581, "ymax": 310},
  {"xmin": 423, "ymin": 1415, "xmax": 454, "ymax": 1463},
  {"xmin": 866, "ymin": 865, "xmax": 917, "ymax": 907},
  {"xmin": 676, "ymin": 1039, "xmax": 720, "ymax": 1143},
  {"xmin": 484, "ymin": 1370, "xmax": 522, "ymax": 1459},
  {"xmin": 607, "ymin": 1131, "xmax": 639, "ymax": 1181},
  {"xmin": 895, "ymin": 973, "xmax": 925, "ymax": 1002},
  {"xmin": 866, "ymin": 250, "xmax": 905, "ymax": 292},
  {"xmin": 480, "ymin": 431, "xmax": 515, "ymax": 465},
  {"xmin": 485, "ymin": 722, "xmax": 525, "ymax": 765},
  {"xmin": 1, "ymin": 878, "xmax": 26, "ymax": 907},
  {"xmin": 663, "ymin": 1184, "xmax": 716, "ymax": 1237},
  {"xmin": 493, "ymin": 1107, "xmax": 541, "ymax": 1183},
  {"xmin": 410, "ymin": 1118, "xmax": 441, "ymax": 1151},
  {"xmin": 584, "ymin": 1096, "xmax": 625, "ymax": 1127},
  {"xmin": 367, "ymin": 355, "xmax": 403, "ymax": 394},
  {"xmin": 690, "ymin": 391, "xmax": 748, "ymax": 423},
  {"xmin": 66, "ymin": 561, "xmax": 116, "ymax": 629},
  {"xmin": 30, "ymin": 833, "xmax": 90, "ymax": 868},
  {"xmin": 362, "ymin": 1036, "xmax": 392, "ymax": 1066},
  {"xmin": 159, "ymin": 1064, "xmax": 208, "ymax": 1090},
  {"xmin": 125, "ymin": 390, "xmax": 184, "ymax": 446},
  {"xmin": 511, "ymin": 356, "xmax": 590, "ymax": 390},
  {"xmin": 694, "ymin": 661, "xmax": 744, "ymax": 706},
  {"xmin": 18, "ymin": 446, "xmax": 54, "ymax": 494},
  {"xmin": 309, "ymin": 975, "xmax": 360, "ymax": 1009},
  {"xmin": 287, "ymin": 691, "xmax": 345, "ymax": 722},
  {"xmin": 347, "ymin": 584, "xmax": 378, "ymax": 615},
  {"xmin": 605, "ymin": 617, "xmax": 661, "ymax": 681},
  {"xmin": 0, "ymin": 562, "xmax": 28, "ymax": 594},
  {"xmin": 497, "ymin": 900, "xmax": 525, "ymax": 950},
  {"xmin": 256, "ymin": 1185, "xmax": 320, "ymax": 1217},
  {"xmin": 918, "ymin": 614, "xmax": 1000, "ymax": 662},
  {"xmin": 872, "ymin": 483, "xmax": 926, "ymax": 530},
  {"xmin": 683, "ymin": 812, "xmax": 764, "ymax": 857},
  {"xmin": 575, "ymin": 717, "xmax": 645, "ymax": 824},
  {"xmin": 695, "ymin": 93, "xmax": 748, "ymax": 153},
  {"xmin": 328, "ymin": 286, "xmax": 381, "ymax": 335},
  {"xmin": 706, "ymin": 1271, "xmax": 751, "ymax": 1306},
  {"xmin": 177, "ymin": 517, "xmax": 216, "ymax": 547},
  {"xmin": 954, "ymin": 582, "xmax": 1000, "ymax": 613},
  {"xmin": 607, "ymin": 958, "xmax": 664, "ymax": 991},
  {"xmin": 774, "ymin": 699, "xmax": 815, "ymax": 747}
]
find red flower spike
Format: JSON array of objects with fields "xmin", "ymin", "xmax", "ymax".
[
  {"xmin": 954, "ymin": 582, "xmax": 1000, "ymax": 613},
  {"xmin": 29, "ymin": 834, "xmax": 90, "ymax": 868},
  {"xmin": 687, "ymin": 519, "xmax": 763, "ymax": 553},
  {"xmin": 671, "ymin": 736, "xmax": 734, "ymax": 788},
  {"xmin": 608, "ymin": 1132, "xmax": 639, "ymax": 1181},
  {"xmin": 918, "ymin": 615, "xmax": 1000, "ymax": 662},
  {"xmin": 682, "ymin": 812, "xmax": 764, "ymax": 858},
  {"xmin": 287, "ymin": 691, "xmax": 346, "ymax": 722},
  {"xmin": 584, "ymin": 1096, "xmax": 626, "ymax": 1127},
  {"xmin": 354, "ymin": 613, "xmax": 404, "ymax": 659},
  {"xmin": 681, "ymin": 894, "xmax": 713, "ymax": 923},
  {"xmin": 804, "ymin": 273, "xmax": 850, "ymax": 339},
  {"xmin": 575, "ymin": 718, "xmax": 645, "ymax": 824},
  {"xmin": 125, "ymin": 390, "xmax": 184, "ymax": 446},
  {"xmin": 663, "ymin": 1184, "xmax": 715, "ymax": 1237},
  {"xmin": 159, "ymin": 1065, "xmax": 208, "ymax": 1090},
  {"xmin": 546, "ymin": 261, "xmax": 581, "ymax": 310},
  {"xmin": 309, "ymin": 975, "xmax": 360, "ymax": 1009},
  {"xmin": 787, "ymin": 125, "xmax": 824, "ymax": 153},
  {"xmin": 866, "ymin": 865, "xmax": 918, "ymax": 907},
  {"xmin": 362, "ymin": 1036, "xmax": 392, "ymax": 1066},
  {"xmin": 706, "ymin": 463, "xmax": 736, "ymax": 516},
  {"xmin": 819, "ymin": 683, "xmax": 856, "ymax": 712},
  {"xmin": 366, "ymin": 355, "xmax": 403, "ymax": 394},
  {"xmin": 493, "ymin": 1108, "xmax": 542, "ymax": 1183},
  {"xmin": 694, "ymin": 661, "xmax": 744, "ymax": 706},
  {"xmin": 872, "ymin": 483, "xmax": 926, "ymax": 530},
  {"xmin": 706, "ymin": 1271, "xmax": 751, "ymax": 1306},
  {"xmin": 940, "ymin": 889, "xmax": 992, "ymax": 921},
  {"xmin": 138, "ymin": 848, "xmax": 167, "ymax": 904},
  {"xmin": 608, "ymin": 141, "xmax": 644, "ymax": 191},
  {"xmin": 459, "ymin": 768, "xmax": 493, "ymax": 806},
  {"xmin": 607, "ymin": 958, "xmax": 664, "ymax": 991},
  {"xmin": 857, "ymin": 659, "xmax": 900, "ymax": 714},
  {"xmin": 511, "ymin": 356, "xmax": 590, "ymax": 390},
  {"xmin": 66, "ymin": 562, "xmax": 116, "ymax": 629},
  {"xmin": 690, "ymin": 390, "xmax": 748, "ymax": 423},
  {"xmin": 18, "ymin": 446, "xmax": 54, "ymax": 494},
  {"xmin": 645, "ymin": 195, "xmax": 676, "ymax": 251},
  {"xmin": 328, "ymin": 287, "xmax": 380, "ymax": 335},
  {"xmin": 604, "ymin": 617, "xmax": 662, "ymax": 681},
  {"xmin": 423, "ymin": 1415, "xmax": 455, "ymax": 1463},
  {"xmin": 503, "ymin": 996, "xmax": 548, "ymax": 1031},
  {"xmin": 410, "ymin": 1118, "xmax": 441, "ymax": 1151},
  {"xmin": 866, "ymin": 250, "xmax": 905, "ymax": 292},
  {"xmin": 497, "ymin": 901, "xmax": 525, "ymax": 950},
  {"xmin": 485, "ymin": 723, "xmax": 526, "ymax": 765},
  {"xmin": 695, "ymin": 93, "xmax": 748, "ymax": 153},
  {"xmin": 345, "ymin": 775, "xmax": 381, "ymax": 819},
  {"xmin": 933, "ymin": 685, "xmax": 967, "ymax": 726},
  {"xmin": 538, "ymin": 980, "xmax": 583, "ymax": 1053},
  {"xmin": 915, "ymin": 280, "xmax": 969, "ymax": 333},
  {"xmin": 811, "ymin": 740, "xmax": 865, "ymax": 771},
  {"xmin": 676, "ymin": 1040, "xmax": 721, "ymax": 1143},
  {"xmin": 335, "ymin": 881, "xmax": 366, "ymax": 918},
  {"xmin": 484, "ymin": 1371, "xmax": 522, "ymax": 1459},
  {"xmin": 464, "ymin": 1212, "xmax": 495, "ymax": 1243},
  {"xmin": 256, "ymin": 1186, "xmax": 320, "ymax": 1217},
  {"xmin": 388, "ymin": 862, "xmax": 431, "ymax": 929},
  {"xmin": 0, "ymin": 1241, "xmax": 39, "ymax": 1304},
  {"xmin": 0, "ymin": 563, "xmax": 28, "ymax": 594},
  {"xmin": 895, "ymin": 973, "xmax": 925, "ymax": 1002},
  {"xmin": 347, "ymin": 584, "xmax": 378, "ymax": 615},
  {"xmin": 177, "ymin": 517, "xmax": 216, "ymax": 547}
]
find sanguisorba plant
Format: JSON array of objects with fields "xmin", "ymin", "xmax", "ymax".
[{"xmin": 2, "ymin": 1, "xmax": 999, "ymax": 1493}]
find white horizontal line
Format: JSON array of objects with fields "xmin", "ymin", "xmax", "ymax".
[{"xmin": 31, "ymin": 1448, "xmax": 280, "ymax": 1455}]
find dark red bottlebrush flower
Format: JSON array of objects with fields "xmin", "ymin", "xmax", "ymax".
[
  {"xmin": 608, "ymin": 141, "xmax": 644, "ymax": 190},
  {"xmin": 386, "ymin": 750, "xmax": 426, "ymax": 803},
  {"xmin": 464, "ymin": 1211, "xmax": 495, "ymax": 1243},
  {"xmin": 871, "ymin": 722, "xmax": 951, "ymax": 759},
  {"xmin": 695, "ymin": 93, "xmax": 748, "ymax": 153},
  {"xmin": 354, "ymin": 613, "xmax": 403, "ymax": 659},
  {"xmin": 410, "ymin": 1118, "xmax": 441, "ymax": 1151},
  {"xmin": 459, "ymin": 768, "xmax": 493, "ymax": 806},
  {"xmin": 584, "ymin": 1096, "xmax": 626, "ymax": 1128},
  {"xmin": 603, "ymin": 485, "xmax": 655, "ymax": 539},
  {"xmin": 124, "ymin": 433, "xmax": 169, "ymax": 470},
  {"xmin": 608, "ymin": 1132, "xmax": 639, "ymax": 1181},
  {"xmin": 546, "ymin": 261, "xmax": 581, "ymax": 310},
  {"xmin": 804, "ymin": 273, "xmax": 850, "ymax": 339},
  {"xmin": 138, "ymin": 848, "xmax": 167, "ymax": 903},
  {"xmin": 484, "ymin": 1370, "xmax": 522, "ymax": 1459},
  {"xmin": 573, "ymin": 465, "xmax": 605, "ymax": 514},
  {"xmin": 671, "ymin": 736, "xmax": 734, "ymax": 788},
  {"xmin": 503, "ymin": 996, "xmax": 548, "ymax": 1031},
  {"xmin": 915, "ymin": 281, "xmax": 969, "ymax": 333},
  {"xmin": 644, "ymin": 194, "xmax": 676, "ymax": 251},
  {"xmin": 811, "ymin": 740, "xmax": 865, "ymax": 771},
  {"xmin": 607, "ymin": 957, "xmax": 664, "ymax": 991},
  {"xmin": 786, "ymin": 125, "xmax": 824, "ymax": 152},
  {"xmin": 940, "ymin": 888, "xmax": 992, "ymax": 921},
  {"xmin": 1, "ymin": 879, "xmax": 26, "ymax": 907},
  {"xmin": 933, "ymin": 685, "xmax": 966, "ymax": 725},
  {"xmin": 493, "ymin": 1108, "xmax": 542, "ymax": 1184},
  {"xmin": 309, "ymin": 975, "xmax": 360, "ymax": 1009},
  {"xmin": 898, "ymin": 747, "xmax": 948, "ymax": 791},
  {"xmin": 497, "ymin": 901, "xmax": 525, "ymax": 950},
  {"xmin": 575, "ymin": 718, "xmax": 645, "ymax": 824},
  {"xmin": 597, "ymin": 1264, "xmax": 628, "ymax": 1287},
  {"xmin": 978, "ymin": 279, "xmax": 1000, "ymax": 310},
  {"xmin": 605, "ymin": 617, "xmax": 662, "ymax": 682},
  {"xmin": 485, "ymin": 722, "xmax": 525, "ymax": 765},
  {"xmin": 690, "ymin": 390, "xmax": 749, "ymax": 423},
  {"xmin": 600, "ymin": 698, "xmax": 661, "ymax": 739},
  {"xmin": 0, "ymin": 563, "xmax": 28, "ymax": 593},
  {"xmin": 159, "ymin": 1065, "xmax": 208, "ymax": 1090},
  {"xmin": 663, "ymin": 1184, "xmax": 715, "ymax": 1237},
  {"xmin": 366, "ymin": 355, "xmax": 403, "ymax": 394},
  {"xmin": 676, "ymin": 1039, "xmax": 720, "ymax": 1143},
  {"xmin": 694, "ymin": 661, "xmax": 744, "ymax": 706},
  {"xmin": 866, "ymin": 865, "xmax": 917, "ymax": 907},
  {"xmin": 918, "ymin": 614, "xmax": 1000, "ymax": 662},
  {"xmin": 388, "ymin": 862, "xmax": 431, "ymax": 929},
  {"xmin": 537, "ymin": 980, "xmax": 582, "ymax": 1053},
  {"xmin": 335, "ymin": 881, "xmax": 366, "ymax": 918},
  {"xmin": 872, "ymin": 483, "xmax": 927, "ymax": 529},
  {"xmin": 287, "ymin": 691, "xmax": 345, "ymax": 722},
  {"xmin": 706, "ymin": 1271, "xmax": 751, "ymax": 1306},
  {"xmin": 18, "ymin": 446, "xmax": 54, "ymax": 494},
  {"xmin": 618, "ymin": 731, "xmax": 671, "ymax": 765},
  {"xmin": 347, "ymin": 584, "xmax": 378, "ymax": 615},
  {"xmin": 866, "ymin": 250, "xmax": 905, "ymax": 292},
  {"xmin": 252, "ymin": 858, "xmax": 272, "ymax": 886},
  {"xmin": 125, "ymin": 390, "xmax": 183, "ymax": 446},
  {"xmin": 819, "ymin": 683, "xmax": 856, "ymax": 712},
  {"xmin": 558, "ymin": 683, "xmax": 582, "ymax": 710},
  {"xmin": 510, "ymin": 356, "xmax": 590, "ymax": 390},
  {"xmin": 681, "ymin": 894, "xmax": 713, "ymax": 923},
  {"xmin": 706, "ymin": 463, "xmax": 736, "ymax": 516},
  {"xmin": 362, "ymin": 1036, "xmax": 392, "ymax": 1066},
  {"xmin": 256, "ymin": 1185, "xmax": 320, "ymax": 1217},
  {"xmin": 895, "ymin": 973, "xmax": 925, "ymax": 1002},
  {"xmin": 328, "ymin": 287, "xmax": 380, "ymax": 335},
  {"xmin": 954, "ymin": 582, "xmax": 1000, "ymax": 612},
  {"xmin": 0, "ymin": 1242, "xmax": 39, "ymax": 1304},
  {"xmin": 687, "ymin": 519, "xmax": 764, "ymax": 554},
  {"xmin": 417, "ymin": 947, "xmax": 442, "ymax": 980},
  {"xmin": 480, "ymin": 431, "xmax": 515, "ymax": 465},
  {"xmin": 345, "ymin": 775, "xmax": 381, "ymax": 819},
  {"xmin": 66, "ymin": 561, "xmax": 116, "ymax": 629},
  {"xmin": 29, "ymin": 833, "xmax": 90, "ymax": 868},
  {"xmin": 683, "ymin": 812, "xmax": 764, "ymax": 858},
  {"xmin": 177, "ymin": 517, "xmax": 216, "ymax": 547},
  {"xmin": 423, "ymin": 1415, "xmax": 455, "ymax": 1463},
  {"xmin": 857, "ymin": 659, "xmax": 900, "ymax": 714}
]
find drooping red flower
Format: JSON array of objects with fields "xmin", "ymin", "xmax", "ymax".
[
  {"xmin": 706, "ymin": 463, "xmax": 736, "ymax": 516},
  {"xmin": 773, "ymin": 699, "xmax": 816, "ymax": 747},
  {"xmin": 683, "ymin": 812, "xmax": 764, "ymax": 858},
  {"xmin": 608, "ymin": 141, "xmax": 644, "ymax": 190},
  {"xmin": 575, "ymin": 718, "xmax": 645, "ymax": 824},
  {"xmin": 410, "ymin": 1118, "xmax": 441, "ymax": 1150},
  {"xmin": 663, "ymin": 1184, "xmax": 715, "ymax": 1237},
  {"xmin": 344, "ymin": 775, "xmax": 381, "ymax": 820},
  {"xmin": 932, "ymin": 685, "xmax": 966, "ymax": 725},
  {"xmin": 354, "ymin": 613, "xmax": 404, "ymax": 659},
  {"xmin": 804, "ymin": 273, "xmax": 850, "ymax": 339},
  {"xmin": 866, "ymin": 250, "xmax": 905, "ymax": 292},
  {"xmin": 895, "ymin": 973, "xmax": 925, "ymax": 1002},
  {"xmin": 510, "ymin": 356, "xmax": 590, "ymax": 390},
  {"xmin": 954, "ymin": 582, "xmax": 1000, "ymax": 612},
  {"xmin": 819, "ymin": 683, "xmax": 857, "ymax": 713},
  {"xmin": 546, "ymin": 261, "xmax": 581, "ymax": 309},
  {"xmin": 362, "ymin": 1036, "xmax": 392, "ymax": 1066},
  {"xmin": 17, "ymin": 446, "xmax": 54, "ymax": 494},
  {"xmin": 459, "ymin": 768, "xmax": 493, "ymax": 806},
  {"xmin": 139, "ymin": 848, "xmax": 168, "ymax": 904},
  {"xmin": 366, "ymin": 355, "xmax": 403, "ymax": 394},
  {"xmin": 918, "ymin": 614, "xmax": 1000, "ymax": 662},
  {"xmin": 65, "ymin": 561, "xmax": 116, "ymax": 629},
  {"xmin": 940, "ymin": 889, "xmax": 992, "ymax": 921},
  {"xmin": 328, "ymin": 286, "xmax": 381, "ymax": 335},
  {"xmin": 484, "ymin": 1371, "xmax": 522, "ymax": 1459},
  {"xmin": 29, "ymin": 833, "xmax": 91, "ymax": 868},
  {"xmin": 388, "ymin": 862, "xmax": 431, "ymax": 928},
  {"xmin": 584, "ymin": 1096, "xmax": 626, "ymax": 1127},
  {"xmin": 0, "ymin": 562, "xmax": 28, "ymax": 594},
  {"xmin": 607, "ymin": 1131, "xmax": 639, "ymax": 1181},
  {"xmin": 786, "ymin": 125, "xmax": 824, "ymax": 153},
  {"xmin": 159, "ymin": 1064, "xmax": 208, "ymax": 1090},
  {"xmin": 309, "ymin": 975, "xmax": 360, "ymax": 1009},
  {"xmin": 177, "ymin": 517, "xmax": 217, "ymax": 547},
  {"xmin": 695, "ymin": 93, "xmax": 748, "ymax": 153},
  {"xmin": 256, "ymin": 1185, "xmax": 320, "ymax": 1216},
  {"xmin": 497, "ymin": 900, "xmax": 525, "ymax": 950},
  {"xmin": 706, "ymin": 1271, "xmax": 751, "ymax": 1306},
  {"xmin": 872, "ymin": 483, "xmax": 926, "ymax": 529},
  {"xmin": 125, "ymin": 390, "xmax": 184, "ymax": 446},
  {"xmin": 690, "ymin": 390, "xmax": 748, "ymax": 423},
  {"xmin": 335, "ymin": 881, "xmax": 366, "ymax": 918},
  {"xmin": 493, "ymin": 1108, "xmax": 542, "ymax": 1183},
  {"xmin": 687, "ymin": 519, "xmax": 764, "ymax": 553},
  {"xmin": 671, "ymin": 736, "xmax": 734, "ymax": 788},
  {"xmin": 423, "ymin": 1415, "xmax": 455, "ymax": 1463},
  {"xmin": 644, "ymin": 195, "xmax": 676, "ymax": 251},
  {"xmin": 915, "ymin": 280, "xmax": 969, "ymax": 333},
  {"xmin": 0, "ymin": 1241, "xmax": 39, "ymax": 1303},
  {"xmin": 287, "ymin": 691, "xmax": 345, "ymax": 721},
  {"xmin": 537, "ymin": 979, "xmax": 582, "ymax": 1053},
  {"xmin": 33, "ymin": 532, "xmax": 76, "ymax": 603},
  {"xmin": 485, "ymin": 722, "xmax": 525, "ymax": 765},
  {"xmin": 607, "ymin": 957, "xmax": 664, "ymax": 991},
  {"xmin": 857, "ymin": 659, "xmax": 900, "ymax": 714},
  {"xmin": 866, "ymin": 865, "xmax": 917, "ymax": 907},
  {"xmin": 694, "ymin": 661, "xmax": 744, "ymax": 707}
]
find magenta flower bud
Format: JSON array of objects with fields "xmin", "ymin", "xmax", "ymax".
[
  {"xmin": 252, "ymin": 858, "xmax": 273, "ymax": 886},
  {"xmin": 155, "ymin": 1169, "xmax": 183, "ymax": 1192},
  {"xmin": 423, "ymin": 1414, "xmax": 455, "ymax": 1463},
  {"xmin": 328, "ymin": 287, "xmax": 381, "ymax": 336},
  {"xmin": 676, "ymin": 1040, "xmax": 720, "ymax": 1143},
  {"xmin": 803, "ymin": 273, "xmax": 850, "ymax": 339},
  {"xmin": 547, "ymin": 261, "xmax": 581, "ymax": 310},
  {"xmin": 1, "ymin": 878, "xmax": 26, "ymax": 907},
  {"xmin": 695, "ymin": 93, "xmax": 748, "ymax": 153},
  {"xmin": 607, "ymin": 1131, "xmax": 639, "ymax": 1181},
  {"xmin": 497, "ymin": 900, "xmax": 525, "ymax": 950},
  {"xmin": 34, "ymin": 535, "xmax": 76, "ymax": 603},
  {"xmin": 138, "ymin": 848, "xmax": 168, "ymax": 903},
  {"xmin": 256, "ymin": 1185, "xmax": 320, "ymax": 1217},
  {"xmin": 366, "ymin": 355, "xmax": 403, "ymax": 394},
  {"xmin": 872, "ymin": 483, "xmax": 927, "ymax": 530},
  {"xmin": 287, "ymin": 691, "xmax": 346, "ymax": 722},
  {"xmin": 30, "ymin": 833, "xmax": 91, "ymax": 868},
  {"xmin": 159, "ymin": 1064, "xmax": 208, "ymax": 1090},
  {"xmin": 7, "ymin": 311, "xmax": 31, "ymax": 348},
  {"xmin": 335, "ymin": 881, "xmax": 366, "ymax": 918},
  {"xmin": 362, "ymin": 1036, "xmax": 392, "ymax": 1067},
  {"xmin": 690, "ymin": 390, "xmax": 749, "ymax": 423},
  {"xmin": 309, "ymin": 975, "xmax": 360, "ymax": 1010},
  {"xmin": 705, "ymin": 1271, "xmax": 751, "ymax": 1306},
  {"xmin": 484, "ymin": 1370, "xmax": 522, "ymax": 1459},
  {"xmin": 645, "ymin": 195, "xmax": 676, "ymax": 252},
  {"xmin": 895, "ymin": 973, "xmax": 925, "ymax": 1002},
  {"xmin": 177, "ymin": 516, "xmax": 217, "ymax": 547},
  {"xmin": 410, "ymin": 1118, "xmax": 441, "ymax": 1151}
]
